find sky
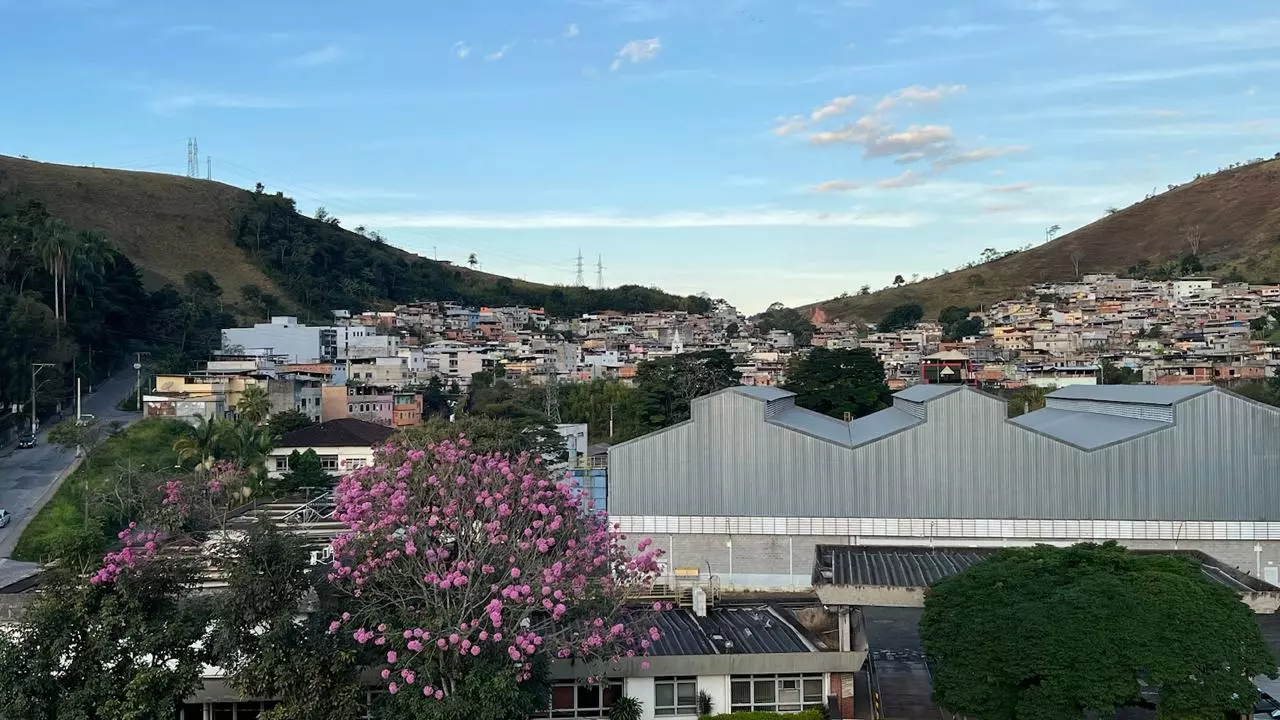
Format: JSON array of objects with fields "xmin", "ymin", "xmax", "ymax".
[{"xmin": 1, "ymin": 0, "xmax": 1278, "ymax": 312}]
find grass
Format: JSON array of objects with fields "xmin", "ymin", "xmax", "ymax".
[
  {"xmin": 809, "ymin": 157, "xmax": 1280, "ymax": 321},
  {"xmin": 11, "ymin": 418, "xmax": 189, "ymax": 563}
]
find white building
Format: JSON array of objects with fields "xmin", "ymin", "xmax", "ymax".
[
  {"xmin": 267, "ymin": 418, "xmax": 395, "ymax": 479},
  {"xmin": 221, "ymin": 317, "xmax": 328, "ymax": 363}
]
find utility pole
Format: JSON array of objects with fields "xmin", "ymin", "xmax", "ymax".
[
  {"xmin": 206, "ymin": 155, "xmax": 211, "ymax": 180},
  {"xmin": 134, "ymin": 352, "xmax": 145, "ymax": 412},
  {"xmin": 30, "ymin": 363, "xmax": 55, "ymax": 434},
  {"xmin": 609, "ymin": 402, "xmax": 614, "ymax": 439},
  {"xmin": 574, "ymin": 250, "xmax": 585, "ymax": 287}
]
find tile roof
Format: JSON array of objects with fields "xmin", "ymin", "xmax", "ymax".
[
  {"xmin": 277, "ymin": 418, "xmax": 395, "ymax": 449},
  {"xmin": 648, "ymin": 606, "xmax": 817, "ymax": 656},
  {"xmin": 1009, "ymin": 407, "xmax": 1169, "ymax": 450}
]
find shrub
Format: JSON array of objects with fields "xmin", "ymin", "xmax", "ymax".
[{"xmin": 705, "ymin": 710, "xmax": 825, "ymax": 720}]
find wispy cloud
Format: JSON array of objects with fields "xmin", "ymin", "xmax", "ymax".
[
  {"xmin": 453, "ymin": 41, "xmax": 471, "ymax": 59},
  {"xmin": 564, "ymin": 22, "xmax": 581, "ymax": 38},
  {"xmin": 485, "ymin": 44, "xmax": 511, "ymax": 62},
  {"xmin": 933, "ymin": 146, "xmax": 1028, "ymax": 169},
  {"xmin": 811, "ymin": 94, "xmax": 856, "ymax": 122},
  {"xmin": 281, "ymin": 43, "xmax": 345, "ymax": 68},
  {"xmin": 892, "ymin": 23, "xmax": 1001, "ymax": 42},
  {"xmin": 875, "ymin": 169, "xmax": 929, "ymax": 188},
  {"xmin": 342, "ymin": 208, "xmax": 927, "ymax": 229},
  {"xmin": 772, "ymin": 115, "xmax": 808, "ymax": 136},
  {"xmin": 873, "ymin": 84, "xmax": 965, "ymax": 113},
  {"xmin": 989, "ymin": 182, "xmax": 1035, "ymax": 193},
  {"xmin": 611, "ymin": 37, "xmax": 662, "ymax": 70},
  {"xmin": 147, "ymin": 90, "xmax": 298, "ymax": 114},
  {"xmin": 813, "ymin": 180, "xmax": 861, "ymax": 193},
  {"xmin": 1030, "ymin": 59, "xmax": 1280, "ymax": 94}
]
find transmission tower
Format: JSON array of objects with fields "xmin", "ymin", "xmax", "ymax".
[
  {"xmin": 596, "ymin": 255, "xmax": 605, "ymax": 290},
  {"xmin": 574, "ymin": 249, "xmax": 585, "ymax": 287},
  {"xmin": 206, "ymin": 156, "xmax": 211, "ymax": 180},
  {"xmin": 186, "ymin": 138, "xmax": 200, "ymax": 178},
  {"xmin": 543, "ymin": 371, "xmax": 561, "ymax": 424}
]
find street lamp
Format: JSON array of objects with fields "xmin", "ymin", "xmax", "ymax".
[
  {"xmin": 134, "ymin": 361, "xmax": 143, "ymax": 412},
  {"xmin": 30, "ymin": 362, "xmax": 56, "ymax": 434}
]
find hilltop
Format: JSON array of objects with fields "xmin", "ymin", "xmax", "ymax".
[
  {"xmin": 0, "ymin": 155, "xmax": 708, "ymax": 320},
  {"xmin": 809, "ymin": 156, "xmax": 1280, "ymax": 322}
]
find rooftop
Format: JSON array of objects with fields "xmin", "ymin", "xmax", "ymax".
[
  {"xmin": 1047, "ymin": 385, "xmax": 1213, "ymax": 405},
  {"xmin": 648, "ymin": 605, "xmax": 819, "ymax": 656},
  {"xmin": 276, "ymin": 418, "xmax": 395, "ymax": 449},
  {"xmin": 1009, "ymin": 407, "xmax": 1168, "ymax": 450}
]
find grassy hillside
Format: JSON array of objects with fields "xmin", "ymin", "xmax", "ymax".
[
  {"xmin": 0, "ymin": 155, "xmax": 708, "ymax": 318},
  {"xmin": 811, "ymin": 157, "xmax": 1280, "ymax": 322}
]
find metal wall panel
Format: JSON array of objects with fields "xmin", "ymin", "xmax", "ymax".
[
  {"xmin": 1045, "ymin": 397, "xmax": 1174, "ymax": 422},
  {"xmin": 608, "ymin": 388, "xmax": 1280, "ymax": 522}
]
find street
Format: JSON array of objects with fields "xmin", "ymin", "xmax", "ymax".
[{"xmin": 0, "ymin": 371, "xmax": 140, "ymax": 582}]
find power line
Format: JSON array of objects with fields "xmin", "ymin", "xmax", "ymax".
[
  {"xmin": 186, "ymin": 138, "xmax": 199, "ymax": 178},
  {"xmin": 574, "ymin": 249, "xmax": 585, "ymax": 287}
]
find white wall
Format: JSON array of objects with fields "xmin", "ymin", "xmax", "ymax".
[
  {"xmin": 624, "ymin": 677, "xmax": 656, "ymax": 720},
  {"xmin": 268, "ymin": 445, "xmax": 375, "ymax": 479}
]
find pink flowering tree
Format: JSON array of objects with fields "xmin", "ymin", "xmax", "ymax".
[{"xmin": 326, "ymin": 438, "xmax": 667, "ymax": 715}]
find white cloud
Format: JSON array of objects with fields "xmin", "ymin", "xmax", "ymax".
[
  {"xmin": 932, "ymin": 145, "xmax": 1028, "ymax": 169},
  {"xmin": 281, "ymin": 43, "xmax": 345, "ymax": 68},
  {"xmin": 813, "ymin": 180, "xmax": 861, "ymax": 193},
  {"xmin": 810, "ymin": 116, "xmax": 956, "ymax": 162},
  {"xmin": 485, "ymin": 44, "xmax": 511, "ymax": 61},
  {"xmin": 453, "ymin": 41, "xmax": 471, "ymax": 59},
  {"xmin": 873, "ymin": 84, "xmax": 966, "ymax": 113},
  {"xmin": 811, "ymin": 94, "xmax": 856, "ymax": 122},
  {"xmin": 611, "ymin": 37, "xmax": 661, "ymax": 71},
  {"xmin": 342, "ymin": 208, "xmax": 926, "ymax": 229},
  {"xmin": 772, "ymin": 115, "xmax": 808, "ymax": 136},
  {"xmin": 875, "ymin": 169, "xmax": 929, "ymax": 189},
  {"xmin": 988, "ymin": 182, "xmax": 1035, "ymax": 193},
  {"xmin": 564, "ymin": 23, "xmax": 580, "ymax": 38}
]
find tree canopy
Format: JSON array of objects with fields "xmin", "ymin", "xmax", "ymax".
[
  {"xmin": 784, "ymin": 348, "xmax": 891, "ymax": 420},
  {"xmin": 937, "ymin": 305, "xmax": 983, "ymax": 341},
  {"xmin": 633, "ymin": 349, "xmax": 741, "ymax": 428},
  {"xmin": 753, "ymin": 305, "xmax": 817, "ymax": 345},
  {"xmin": 921, "ymin": 542, "xmax": 1276, "ymax": 720},
  {"xmin": 876, "ymin": 303, "xmax": 924, "ymax": 332}
]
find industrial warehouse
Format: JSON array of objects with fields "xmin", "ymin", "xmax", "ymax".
[{"xmin": 607, "ymin": 384, "xmax": 1280, "ymax": 589}]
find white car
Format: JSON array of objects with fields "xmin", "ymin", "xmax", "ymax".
[{"xmin": 0, "ymin": 509, "xmax": 10, "ymax": 528}]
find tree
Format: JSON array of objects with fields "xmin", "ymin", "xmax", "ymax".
[
  {"xmin": 858, "ymin": 284, "xmax": 871, "ymax": 296},
  {"xmin": 892, "ymin": 274, "xmax": 905, "ymax": 287},
  {"xmin": 1099, "ymin": 358, "xmax": 1139, "ymax": 385},
  {"xmin": 324, "ymin": 439, "xmax": 666, "ymax": 717},
  {"xmin": 173, "ymin": 415, "xmax": 225, "ymax": 469},
  {"xmin": 784, "ymin": 348, "xmax": 891, "ymax": 420},
  {"xmin": 420, "ymin": 376, "xmax": 451, "ymax": 418},
  {"xmin": 1045, "ymin": 224, "xmax": 1061, "ymax": 242},
  {"xmin": 467, "ymin": 253, "xmax": 479, "ymax": 268},
  {"xmin": 236, "ymin": 384, "xmax": 272, "ymax": 424},
  {"xmin": 753, "ymin": 305, "xmax": 817, "ymax": 345},
  {"xmin": 633, "ymin": 350, "xmax": 740, "ymax": 429},
  {"xmin": 47, "ymin": 418, "xmax": 107, "ymax": 464},
  {"xmin": 223, "ymin": 419, "xmax": 274, "ymax": 480},
  {"xmin": 0, "ymin": 553, "xmax": 214, "ymax": 719},
  {"xmin": 876, "ymin": 303, "xmax": 924, "ymax": 332},
  {"xmin": 399, "ymin": 415, "xmax": 567, "ymax": 461},
  {"xmin": 267, "ymin": 409, "xmax": 315, "ymax": 439},
  {"xmin": 279, "ymin": 449, "xmax": 330, "ymax": 494},
  {"xmin": 1070, "ymin": 249, "xmax": 1084, "ymax": 278},
  {"xmin": 921, "ymin": 542, "xmax": 1276, "ymax": 719},
  {"xmin": 315, "ymin": 207, "xmax": 330, "ymax": 222},
  {"xmin": 724, "ymin": 322, "xmax": 740, "ymax": 339}
]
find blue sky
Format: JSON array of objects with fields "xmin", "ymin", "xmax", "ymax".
[{"xmin": 1, "ymin": 0, "xmax": 1278, "ymax": 312}]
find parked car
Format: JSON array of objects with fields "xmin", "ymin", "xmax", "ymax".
[
  {"xmin": 0, "ymin": 509, "xmax": 10, "ymax": 528},
  {"xmin": 76, "ymin": 413, "xmax": 96, "ymax": 426},
  {"xmin": 17, "ymin": 433, "xmax": 36, "ymax": 449}
]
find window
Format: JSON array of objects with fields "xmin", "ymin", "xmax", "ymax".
[
  {"xmin": 535, "ymin": 680, "xmax": 623, "ymax": 718},
  {"xmin": 729, "ymin": 674, "xmax": 824, "ymax": 713},
  {"xmin": 274, "ymin": 456, "xmax": 289, "ymax": 471},
  {"xmin": 654, "ymin": 677, "xmax": 697, "ymax": 716},
  {"xmin": 320, "ymin": 455, "xmax": 340, "ymax": 471}
]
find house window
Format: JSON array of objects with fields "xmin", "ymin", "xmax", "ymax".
[
  {"xmin": 730, "ymin": 674, "xmax": 824, "ymax": 713},
  {"xmin": 274, "ymin": 456, "xmax": 289, "ymax": 471},
  {"xmin": 320, "ymin": 455, "xmax": 340, "ymax": 471},
  {"xmin": 654, "ymin": 677, "xmax": 697, "ymax": 716},
  {"xmin": 347, "ymin": 458, "xmax": 366, "ymax": 469},
  {"xmin": 534, "ymin": 680, "xmax": 622, "ymax": 718}
]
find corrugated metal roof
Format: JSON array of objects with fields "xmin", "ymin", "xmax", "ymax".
[
  {"xmin": 1048, "ymin": 385, "xmax": 1212, "ymax": 405},
  {"xmin": 648, "ymin": 606, "xmax": 816, "ymax": 656},
  {"xmin": 848, "ymin": 408, "xmax": 921, "ymax": 446},
  {"xmin": 733, "ymin": 386, "xmax": 794, "ymax": 401},
  {"xmin": 815, "ymin": 546, "xmax": 992, "ymax": 587},
  {"xmin": 1009, "ymin": 407, "xmax": 1169, "ymax": 449},
  {"xmin": 892, "ymin": 385, "xmax": 963, "ymax": 403},
  {"xmin": 771, "ymin": 407, "xmax": 852, "ymax": 444},
  {"xmin": 812, "ymin": 545, "xmax": 1274, "ymax": 592}
]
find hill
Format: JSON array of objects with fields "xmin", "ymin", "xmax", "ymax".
[
  {"xmin": 809, "ymin": 156, "xmax": 1280, "ymax": 323},
  {"xmin": 0, "ymin": 155, "xmax": 709, "ymax": 320}
]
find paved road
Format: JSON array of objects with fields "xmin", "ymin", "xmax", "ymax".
[{"xmin": 0, "ymin": 371, "xmax": 140, "ymax": 578}]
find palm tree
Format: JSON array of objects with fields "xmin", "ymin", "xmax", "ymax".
[
  {"xmin": 173, "ymin": 416, "xmax": 225, "ymax": 469},
  {"xmin": 235, "ymin": 384, "xmax": 271, "ymax": 424},
  {"xmin": 224, "ymin": 420, "xmax": 273, "ymax": 479},
  {"xmin": 33, "ymin": 218, "xmax": 75, "ymax": 323},
  {"xmin": 70, "ymin": 229, "xmax": 114, "ymax": 308}
]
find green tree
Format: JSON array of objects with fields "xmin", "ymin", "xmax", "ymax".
[
  {"xmin": 279, "ymin": 449, "xmax": 330, "ymax": 494},
  {"xmin": 236, "ymin": 384, "xmax": 272, "ymax": 424},
  {"xmin": 0, "ymin": 561, "xmax": 214, "ymax": 720},
  {"xmin": 46, "ymin": 418, "xmax": 108, "ymax": 465},
  {"xmin": 1099, "ymin": 358, "xmax": 1140, "ymax": 385},
  {"xmin": 559, "ymin": 379, "xmax": 645, "ymax": 443},
  {"xmin": 420, "ymin": 376, "xmax": 451, "ymax": 418},
  {"xmin": 223, "ymin": 419, "xmax": 274, "ymax": 479},
  {"xmin": 398, "ymin": 415, "xmax": 566, "ymax": 460},
  {"xmin": 633, "ymin": 350, "xmax": 740, "ymax": 429},
  {"xmin": 173, "ymin": 415, "xmax": 225, "ymax": 469},
  {"xmin": 876, "ymin": 303, "xmax": 924, "ymax": 332},
  {"xmin": 724, "ymin": 322, "xmax": 740, "ymax": 339},
  {"xmin": 754, "ymin": 305, "xmax": 817, "ymax": 345},
  {"xmin": 267, "ymin": 409, "xmax": 315, "ymax": 439},
  {"xmin": 784, "ymin": 348, "xmax": 892, "ymax": 420},
  {"xmin": 921, "ymin": 542, "xmax": 1275, "ymax": 720},
  {"xmin": 937, "ymin": 306, "xmax": 983, "ymax": 341}
]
